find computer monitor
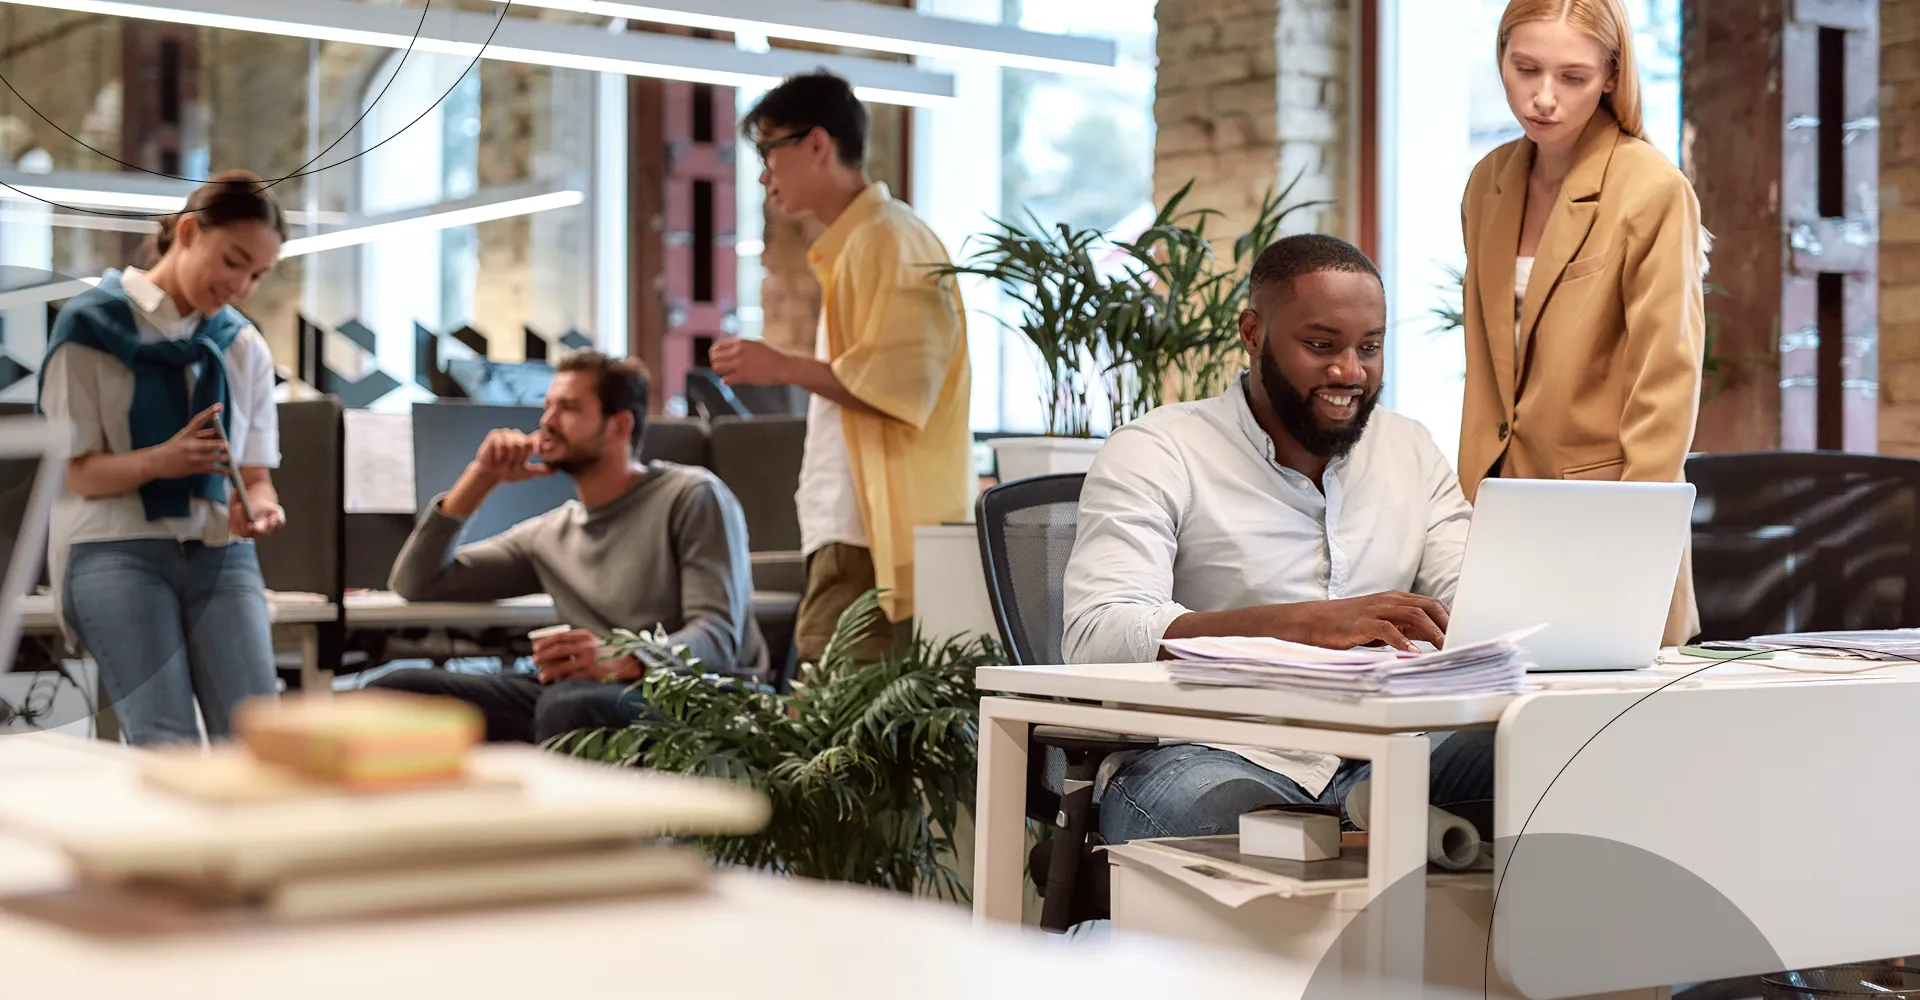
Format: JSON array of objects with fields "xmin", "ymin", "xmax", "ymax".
[
  {"xmin": 444, "ymin": 358, "xmax": 556, "ymax": 407},
  {"xmin": 0, "ymin": 416, "xmax": 69, "ymax": 673},
  {"xmin": 409, "ymin": 402, "xmax": 574, "ymax": 544}
]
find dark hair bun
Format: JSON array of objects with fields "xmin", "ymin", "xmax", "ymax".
[{"xmin": 145, "ymin": 169, "xmax": 288, "ymax": 266}]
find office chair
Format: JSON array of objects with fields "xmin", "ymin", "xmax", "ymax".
[
  {"xmin": 686, "ymin": 368, "xmax": 807, "ymax": 419},
  {"xmin": 1687, "ymin": 452, "xmax": 1920, "ymax": 641},
  {"xmin": 639, "ymin": 415, "xmax": 713, "ymax": 468},
  {"xmin": 975, "ymin": 473, "xmax": 1156, "ymax": 932},
  {"xmin": 685, "ymin": 369, "xmax": 751, "ymax": 420},
  {"xmin": 709, "ymin": 415, "xmax": 807, "ymax": 553}
]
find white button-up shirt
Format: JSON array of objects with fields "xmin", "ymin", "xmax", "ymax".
[
  {"xmin": 40, "ymin": 268, "xmax": 280, "ymax": 577},
  {"xmin": 1062, "ymin": 376, "xmax": 1472, "ymax": 794}
]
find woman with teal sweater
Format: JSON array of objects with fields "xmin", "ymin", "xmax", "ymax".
[{"xmin": 38, "ymin": 170, "xmax": 290, "ymax": 745}]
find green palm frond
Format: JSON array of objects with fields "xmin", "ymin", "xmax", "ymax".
[
  {"xmin": 1430, "ymin": 264, "xmax": 1466, "ymax": 335},
  {"xmin": 559, "ymin": 589, "xmax": 1003, "ymax": 901},
  {"xmin": 929, "ymin": 168, "xmax": 1328, "ymax": 433}
]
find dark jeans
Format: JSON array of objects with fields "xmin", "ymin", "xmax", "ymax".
[
  {"xmin": 1099, "ymin": 730, "xmax": 1497, "ymax": 844},
  {"xmin": 367, "ymin": 668, "xmax": 645, "ymax": 745}
]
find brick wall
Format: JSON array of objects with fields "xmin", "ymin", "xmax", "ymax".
[
  {"xmin": 201, "ymin": 29, "xmax": 310, "ymax": 362},
  {"xmin": 0, "ymin": 9, "xmax": 128, "ymax": 280},
  {"xmin": 1153, "ymin": 0, "xmax": 1349, "ymax": 242},
  {"xmin": 474, "ymin": 61, "xmax": 538, "ymax": 361},
  {"xmin": 1883, "ymin": 0, "xmax": 1920, "ymax": 454}
]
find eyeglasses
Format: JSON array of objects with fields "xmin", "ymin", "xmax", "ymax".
[{"xmin": 753, "ymin": 131, "xmax": 807, "ymax": 165}]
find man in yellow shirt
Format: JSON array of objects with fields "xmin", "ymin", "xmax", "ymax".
[{"xmin": 711, "ymin": 70, "xmax": 972, "ymax": 665}]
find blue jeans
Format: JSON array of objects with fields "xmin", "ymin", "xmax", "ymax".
[
  {"xmin": 63, "ymin": 539, "xmax": 278, "ymax": 747},
  {"xmin": 1099, "ymin": 730, "xmax": 1497, "ymax": 844}
]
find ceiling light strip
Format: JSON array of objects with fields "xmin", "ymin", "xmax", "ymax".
[
  {"xmin": 0, "ymin": 277, "xmax": 95, "ymax": 312},
  {"xmin": 280, "ymin": 189, "xmax": 587, "ymax": 258},
  {"xmin": 492, "ymin": 0, "xmax": 1117, "ymax": 75},
  {"xmin": 0, "ymin": 0, "xmax": 953, "ymax": 105}
]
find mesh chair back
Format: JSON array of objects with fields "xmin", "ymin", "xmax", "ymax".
[
  {"xmin": 976, "ymin": 474, "xmax": 1084, "ymax": 665},
  {"xmin": 1687, "ymin": 452, "xmax": 1920, "ymax": 640}
]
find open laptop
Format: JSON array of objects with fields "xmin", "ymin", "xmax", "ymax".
[
  {"xmin": 1444, "ymin": 478, "xmax": 1696, "ymax": 671},
  {"xmin": 0, "ymin": 415, "xmax": 69, "ymax": 674}
]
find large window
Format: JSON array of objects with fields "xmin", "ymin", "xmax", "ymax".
[
  {"xmin": 912, "ymin": 0, "xmax": 1156, "ymax": 434},
  {"xmin": 357, "ymin": 51, "xmax": 480, "ymax": 407},
  {"xmin": 1380, "ymin": 0, "xmax": 1681, "ymax": 465},
  {"xmin": 0, "ymin": 14, "xmax": 614, "ymax": 408}
]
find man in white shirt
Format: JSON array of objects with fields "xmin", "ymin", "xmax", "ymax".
[{"xmin": 1062, "ymin": 234, "xmax": 1493, "ymax": 844}]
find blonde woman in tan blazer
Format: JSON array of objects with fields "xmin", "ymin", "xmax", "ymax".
[{"xmin": 1460, "ymin": 0, "xmax": 1707, "ymax": 645}]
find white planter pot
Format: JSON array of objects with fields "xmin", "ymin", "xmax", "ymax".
[
  {"xmin": 912, "ymin": 525, "xmax": 999, "ymax": 645},
  {"xmin": 988, "ymin": 436, "xmax": 1106, "ymax": 483}
]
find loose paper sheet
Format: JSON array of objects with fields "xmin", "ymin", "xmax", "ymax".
[{"xmin": 343, "ymin": 410, "xmax": 415, "ymax": 514}]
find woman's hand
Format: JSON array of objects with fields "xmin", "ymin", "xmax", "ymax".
[
  {"xmin": 229, "ymin": 497, "xmax": 286, "ymax": 539},
  {"xmin": 145, "ymin": 404, "xmax": 228, "ymax": 480}
]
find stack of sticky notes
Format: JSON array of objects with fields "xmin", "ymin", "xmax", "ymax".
[{"xmin": 234, "ymin": 692, "xmax": 485, "ymax": 793}]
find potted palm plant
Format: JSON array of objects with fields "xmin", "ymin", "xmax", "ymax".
[
  {"xmin": 941, "ymin": 170, "xmax": 1324, "ymax": 483},
  {"xmin": 1107, "ymin": 171, "xmax": 1323, "ymax": 419},
  {"xmin": 936, "ymin": 216, "xmax": 1115, "ymax": 481},
  {"xmin": 553, "ymin": 591, "xmax": 1002, "ymax": 900}
]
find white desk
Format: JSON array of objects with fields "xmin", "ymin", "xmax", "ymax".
[
  {"xmin": 975, "ymin": 655, "xmax": 1920, "ymax": 998},
  {"xmin": 0, "ymin": 738, "xmax": 1309, "ymax": 1000},
  {"xmin": 341, "ymin": 591, "xmax": 801, "ymax": 631},
  {"xmin": 342, "ymin": 592, "xmax": 560, "ymax": 631},
  {"xmin": 16, "ymin": 593, "xmax": 339, "ymax": 695}
]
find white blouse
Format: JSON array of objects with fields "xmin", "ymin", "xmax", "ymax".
[
  {"xmin": 1514, "ymin": 255, "xmax": 1535, "ymax": 350},
  {"xmin": 39, "ymin": 268, "xmax": 280, "ymax": 594}
]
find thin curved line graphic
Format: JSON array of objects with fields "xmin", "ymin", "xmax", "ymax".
[
  {"xmin": 0, "ymin": 0, "xmax": 514, "ymax": 219},
  {"xmin": 1480, "ymin": 644, "xmax": 1911, "ymax": 997}
]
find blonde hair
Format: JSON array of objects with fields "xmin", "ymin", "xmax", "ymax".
[{"xmin": 1497, "ymin": 0, "xmax": 1647, "ymax": 141}]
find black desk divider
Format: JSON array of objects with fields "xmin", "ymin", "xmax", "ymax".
[
  {"xmin": 343, "ymin": 512, "xmax": 417, "ymax": 592},
  {"xmin": 252, "ymin": 397, "xmax": 346, "ymax": 685}
]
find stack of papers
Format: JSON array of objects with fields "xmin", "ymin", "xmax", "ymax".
[
  {"xmin": 1730, "ymin": 630, "xmax": 1920, "ymax": 660},
  {"xmin": 1160, "ymin": 628, "xmax": 1540, "ymax": 699}
]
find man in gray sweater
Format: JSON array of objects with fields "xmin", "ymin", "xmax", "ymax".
[{"xmin": 369, "ymin": 352, "xmax": 764, "ymax": 744}]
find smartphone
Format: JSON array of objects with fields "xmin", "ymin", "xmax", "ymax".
[
  {"xmin": 208, "ymin": 417, "xmax": 255, "ymax": 525},
  {"xmin": 1677, "ymin": 645, "xmax": 1774, "ymax": 661}
]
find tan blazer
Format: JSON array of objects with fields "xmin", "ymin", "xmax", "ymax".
[{"xmin": 1459, "ymin": 113, "xmax": 1706, "ymax": 646}]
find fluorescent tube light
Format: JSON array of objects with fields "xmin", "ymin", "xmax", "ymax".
[
  {"xmin": 490, "ymin": 0, "xmax": 1119, "ymax": 76},
  {"xmin": 0, "ymin": 277, "xmax": 95, "ymax": 311},
  {"xmin": 0, "ymin": 167, "xmax": 345, "ymax": 223},
  {"xmin": 0, "ymin": 170, "xmax": 578, "ymax": 256},
  {"xmin": 2, "ymin": 0, "xmax": 954, "ymax": 105},
  {"xmin": 280, "ymin": 188, "xmax": 586, "ymax": 259}
]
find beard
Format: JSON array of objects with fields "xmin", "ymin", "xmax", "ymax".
[
  {"xmin": 539, "ymin": 432, "xmax": 604, "ymax": 477},
  {"xmin": 1256, "ymin": 346, "xmax": 1381, "ymax": 460}
]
